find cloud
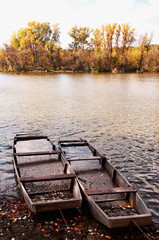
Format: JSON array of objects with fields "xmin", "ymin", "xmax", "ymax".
[{"xmin": 0, "ymin": 0, "xmax": 159, "ymax": 48}]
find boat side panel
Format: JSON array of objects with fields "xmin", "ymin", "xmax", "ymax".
[
  {"xmin": 13, "ymin": 157, "xmax": 36, "ymax": 213},
  {"xmin": 130, "ymin": 192, "xmax": 152, "ymax": 215},
  {"xmin": 82, "ymin": 190, "xmax": 110, "ymax": 228},
  {"xmin": 109, "ymin": 214, "xmax": 152, "ymax": 228},
  {"xmin": 19, "ymin": 182, "xmax": 36, "ymax": 213},
  {"xmin": 34, "ymin": 199, "xmax": 81, "ymax": 212}
]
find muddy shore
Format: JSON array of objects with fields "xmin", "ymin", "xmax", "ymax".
[{"xmin": 0, "ymin": 193, "xmax": 159, "ymax": 240}]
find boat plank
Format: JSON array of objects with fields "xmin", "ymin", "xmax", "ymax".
[
  {"xmin": 85, "ymin": 187, "xmax": 137, "ymax": 195},
  {"xmin": 67, "ymin": 156, "xmax": 105, "ymax": 161},
  {"xmin": 15, "ymin": 135, "xmax": 48, "ymax": 141},
  {"xmin": 19, "ymin": 173, "xmax": 76, "ymax": 182},
  {"xmin": 59, "ymin": 139, "xmax": 86, "ymax": 143},
  {"xmin": 13, "ymin": 150, "xmax": 60, "ymax": 157},
  {"xmin": 95, "ymin": 198, "xmax": 126, "ymax": 203}
]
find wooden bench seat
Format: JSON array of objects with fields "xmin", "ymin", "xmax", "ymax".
[
  {"xmin": 61, "ymin": 142, "xmax": 88, "ymax": 147},
  {"xmin": 67, "ymin": 156, "xmax": 105, "ymax": 161},
  {"xmin": 13, "ymin": 150, "xmax": 60, "ymax": 157},
  {"xmin": 19, "ymin": 173, "xmax": 76, "ymax": 182},
  {"xmin": 15, "ymin": 135, "xmax": 48, "ymax": 141},
  {"xmin": 59, "ymin": 139, "xmax": 87, "ymax": 143},
  {"xmin": 85, "ymin": 187, "xmax": 136, "ymax": 196}
]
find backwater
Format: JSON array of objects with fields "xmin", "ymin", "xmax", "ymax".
[{"xmin": 0, "ymin": 72, "xmax": 159, "ymax": 223}]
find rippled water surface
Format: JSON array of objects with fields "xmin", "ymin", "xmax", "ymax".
[{"xmin": 0, "ymin": 72, "xmax": 159, "ymax": 222}]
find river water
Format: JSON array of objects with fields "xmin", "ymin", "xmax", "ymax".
[{"xmin": 0, "ymin": 72, "xmax": 159, "ymax": 223}]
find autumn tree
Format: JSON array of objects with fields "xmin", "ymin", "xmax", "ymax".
[
  {"xmin": 138, "ymin": 32, "xmax": 152, "ymax": 72},
  {"xmin": 121, "ymin": 24, "xmax": 136, "ymax": 49},
  {"xmin": 1, "ymin": 21, "xmax": 158, "ymax": 73},
  {"xmin": 92, "ymin": 23, "xmax": 118, "ymax": 70},
  {"xmin": 0, "ymin": 44, "xmax": 22, "ymax": 71},
  {"xmin": 120, "ymin": 24, "xmax": 136, "ymax": 69},
  {"xmin": 68, "ymin": 26, "xmax": 91, "ymax": 49},
  {"xmin": 144, "ymin": 45, "xmax": 159, "ymax": 72},
  {"xmin": 115, "ymin": 24, "xmax": 121, "ymax": 48},
  {"xmin": 91, "ymin": 28, "xmax": 103, "ymax": 51},
  {"xmin": 10, "ymin": 21, "xmax": 59, "ymax": 68},
  {"xmin": 105, "ymin": 23, "xmax": 117, "ymax": 69},
  {"xmin": 45, "ymin": 23, "xmax": 61, "ymax": 68}
]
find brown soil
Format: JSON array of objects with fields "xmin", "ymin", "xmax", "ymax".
[{"xmin": 0, "ymin": 194, "xmax": 159, "ymax": 240}]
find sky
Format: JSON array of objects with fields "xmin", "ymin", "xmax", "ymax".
[{"xmin": 0, "ymin": 0, "xmax": 159, "ymax": 48}]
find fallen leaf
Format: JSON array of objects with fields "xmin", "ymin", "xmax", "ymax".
[
  {"xmin": 74, "ymin": 227, "xmax": 78, "ymax": 231},
  {"xmin": 41, "ymin": 229, "xmax": 45, "ymax": 232},
  {"xmin": 12, "ymin": 218, "xmax": 17, "ymax": 222},
  {"xmin": 44, "ymin": 234, "xmax": 51, "ymax": 237},
  {"xmin": 55, "ymin": 228, "xmax": 59, "ymax": 232}
]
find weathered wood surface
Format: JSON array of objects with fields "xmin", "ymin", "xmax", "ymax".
[
  {"xmin": 67, "ymin": 156, "xmax": 105, "ymax": 161},
  {"xmin": 19, "ymin": 173, "xmax": 76, "ymax": 182},
  {"xmin": 95, "ymin": 197, "xmax": 126, "ymax": 203},
  {"xmin": 59, "ymin": 139, "xmax": 86, "ymax": 143},
  {"xmin": 13, "ymin": 150, "xmax": 60, "ymax": 157},
  {"xmin": 59, "ymin": 137, "xmax": 152, "ymax": 229},
  {"xmin": 85, "ymin": 187, "xmax": 137, "ymax": 195},
  {"xmin": 14, "ymin": 135, "xmax": 48, "ymax": 141},
  {"xmin": 13, "ymin": 134, "xmax": 82, "ymax": 213}
]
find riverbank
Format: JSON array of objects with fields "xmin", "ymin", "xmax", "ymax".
[
  {"xmin": 0, "ymin": 194, "xmax": 158, "ymax": 240},
  {"xmin": 0, "ymin": 68, "xmax": 154, "ymax": 74}
]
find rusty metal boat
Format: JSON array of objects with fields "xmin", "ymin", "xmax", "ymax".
[
  {"xmin": 58, "ymin": 137, "xmax": 152, "ymax": 229},
  {"xmin": 13, "ymin": 134, "xmax": 82, "ymax": 213}
]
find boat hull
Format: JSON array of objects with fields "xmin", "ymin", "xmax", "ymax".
[
  {"xmin": 13, "ymin": 134, "xmax": 82, "ymax": 213},
  {"xmin": 59, "ymin": 137, "xmax": 152, "ymax": 228}
]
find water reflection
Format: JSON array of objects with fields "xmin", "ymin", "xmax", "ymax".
[{"xmin": 0, "ymin": 72, "xmax": 159, "ymax": 222}]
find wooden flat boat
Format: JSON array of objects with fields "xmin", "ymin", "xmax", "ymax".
[
  {"xmin": 13, "ymin": 134, "xmax": 82, "ymax": 213},
  {"xmin": 58, "ymin": 137, "xmax": 152, "ymax": 229}
]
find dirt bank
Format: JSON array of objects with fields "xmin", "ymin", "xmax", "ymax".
[{"xmin": 0, "ymin": 194, "xmax": 159, "ymax": 240}]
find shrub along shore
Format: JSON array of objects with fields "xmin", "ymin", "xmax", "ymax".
[{"xmin": 0, "ymin": 21, "xmax": 159, "ymax": 73}]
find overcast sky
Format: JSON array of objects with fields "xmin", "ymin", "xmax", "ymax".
[{"xmin": 0, "ymin": 0, "xmax": 159, "ymax": 48}]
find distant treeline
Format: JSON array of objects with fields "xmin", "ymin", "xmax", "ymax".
[{"xmin": 0, "ymin": 21, "xmax": 159, "ymax": 73}]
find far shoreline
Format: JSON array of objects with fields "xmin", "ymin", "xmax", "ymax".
[{"xmin": 0, "ymin": 69, "xmax": 158, "ymax": 74}]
